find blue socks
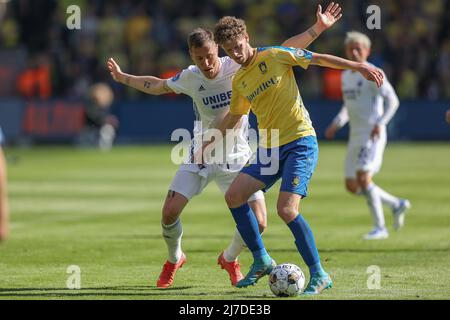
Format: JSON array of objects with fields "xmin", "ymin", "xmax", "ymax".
[
  {"xmin": 229, "ymin": 203, "xmax": 268, "ymax": 259},
  {"xmin": 229, "ymin": 206, "xmax": 325, "ymax": 275},
  {"xmin": 288, "ymin": 214, "xmax": 326, "ymax": 276}
]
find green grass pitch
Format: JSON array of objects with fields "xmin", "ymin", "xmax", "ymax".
[{"xmin": 0, "ymin": 142, "xmax": 449, "ymax": 300}]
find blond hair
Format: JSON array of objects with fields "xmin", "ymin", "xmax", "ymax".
[{"xmin": 345, "ymin": 31, "xmax": 372, "ymax": 49}]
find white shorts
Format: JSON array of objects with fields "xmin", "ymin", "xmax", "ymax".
[
  {"xmin": 345, "ymin": 135, "xmax": 386, "ymax": 179},
  {"xmin": 169, "ymin": 163, "xmax": 265, "ymax": 201}
]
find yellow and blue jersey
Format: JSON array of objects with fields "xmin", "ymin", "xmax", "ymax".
[{"xmin": 230, "ymin": 46, "xmax": 316, "ymax": 148}]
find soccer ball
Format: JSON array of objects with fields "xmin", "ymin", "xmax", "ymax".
[{"xmin": 269, "ymin": 263, "xmax": 305, "ymax": 297}]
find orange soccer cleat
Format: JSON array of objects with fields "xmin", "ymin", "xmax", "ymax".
[
  {"xmin": 156, "ymin": 253, "xmax": 187, "ymax": 288},
  {"xmin": 217, "ymin": 252, "xmax": 244, "ymax": 286}
]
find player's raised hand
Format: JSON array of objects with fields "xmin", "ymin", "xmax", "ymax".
[
  {"xmin": 316, "ymin": 2, "xmax": 343, "ymax": 31},
  {"xmin": 107, "ymin": 58, "xmax": 125, "ymax": 83},
  {"xmin": 358, "ymin": 63, "xmax": 384, "ymax": 87}
]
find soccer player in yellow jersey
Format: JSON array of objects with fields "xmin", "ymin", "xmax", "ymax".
[
  {"xmin": 110, "ymin": 4, "xmax": 344, "ymax": 288},
  {"xmin": 208, "ymin": 16, "xmax": 384, "ymax": 294}
]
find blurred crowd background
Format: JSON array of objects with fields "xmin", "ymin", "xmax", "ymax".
[{"xmin": 1, "ymin": 0, "xmax": 449, "ymax": 102}]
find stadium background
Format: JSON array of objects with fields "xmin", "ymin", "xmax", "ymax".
[
  {"xmin": 0, "ymin": 0, "xmax": 449, "ymax": 143},
  {"xmin": 0, "ymin": 0, "xmax": 449, "ymax": 301}
]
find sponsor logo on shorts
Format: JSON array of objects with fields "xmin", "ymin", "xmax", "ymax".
[{"xmin": 292, "ymin": 176, "xmax": 300, "ymax": 187}]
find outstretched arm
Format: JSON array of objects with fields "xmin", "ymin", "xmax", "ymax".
[
  {"xmin": 282, "ymin": 2, "xmax": 342, "ymax": 49},
  {"xmin": 107, "ymin": 58, "xmax": 173, "ymax": 96},
  {"xmin": 310, "ymin": 53, "xmax": 384, "ymax": 87}
]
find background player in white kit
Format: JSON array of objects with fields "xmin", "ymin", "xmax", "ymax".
[
  {"xmin": 325, "ymin": 31, "xmax": 411, "ymax": 240},
  {"xmin": 108, "ymin": 3, "xmax": 343, "ymax": 286}
]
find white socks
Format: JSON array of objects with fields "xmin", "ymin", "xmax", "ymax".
[
  {"xmin": 223, "ymin": 230, "xmax": 246, "ymax": 262},
  {"xmin": 364, "ymin": 184, "xmax": 385, "ymax": 229},
  {"xmin": 162, "ymin": 219, "xmax": 183, "ymax": 264},
  {"xmin": 373, "ymin": 185, "xmax": 400, "ymax": 209}
]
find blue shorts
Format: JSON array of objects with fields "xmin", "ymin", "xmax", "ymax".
[
  {"xmin": 0, "ymin": 127, "xmax": 4, "ymax": 145},
  {"xmin": 241, "ymin": 135, "xmax": 318, "ymax": 197}
]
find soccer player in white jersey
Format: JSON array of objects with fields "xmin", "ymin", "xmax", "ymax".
[
  {"xmin": 108, "ymin": 3, "xmax": 343, "ymax": 287},
  {"xmin": 0, "ymin": 126, "xmax": 9, "ymax": 241},
  {"xmin": 325, "ymin": 31, "xmax": 411, "ymax": 240}
]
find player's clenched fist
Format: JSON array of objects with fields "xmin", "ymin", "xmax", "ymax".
[{"xmin": 107, "ymin": 58, "xmax": 125, "ymax": 83}]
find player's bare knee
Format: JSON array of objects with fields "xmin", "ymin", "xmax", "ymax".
[
  {"xmin": 162, "ymin": 203, "xmax": 182, "ymax": 224},
  {"xmin": 277, "ymin": 206, "xmax": 297, "ymax": 224},
  {"xmin": 345, "ymin": 181, "xmax": 359, "ymax": 194},
  {"xmin": 357, "ymin": 176, "xmax": 371, "ymax": 191},
  {"xmin": 225, "ymin": 189, "xmax": 245, "ymax": 208}
]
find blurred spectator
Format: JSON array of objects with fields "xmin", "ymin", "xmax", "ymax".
[
  {"xmin": 16, "ymin": 54, "xmax": 52, "ymax": 99},
  {"xmin": 0, "ymin": 0, "xmax": 449, "ymax": 100},
  {"xmin": 78, "ymin": 83, "xmax": 118, "ymax": 151}
]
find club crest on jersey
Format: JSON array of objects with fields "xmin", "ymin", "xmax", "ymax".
[
  {"xmin": 258, "ymin": 61, "xmax": 268, "ymax": 74},
  {"xmin": 292, "ymin": 176, "xmax": 300, "ymax": 187}
]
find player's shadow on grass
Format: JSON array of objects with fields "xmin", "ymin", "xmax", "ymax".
[
  {"xmin": 0, "ymin": 286, "xmax": 252, "ymax": 298},
  {"xmin": 114, "ymin": 234, "xmax": 283, "ymax": 240},
  {"xmin": 318, "ymin": 248, "xmax": 450, "ymax": 253},
  {"xmin": 181, "ymin": 247, "xmax": 450, "ymax": 255},
  {"xmin": 0, "ymin": 285, "xmax": 264, "ymax": 298}
]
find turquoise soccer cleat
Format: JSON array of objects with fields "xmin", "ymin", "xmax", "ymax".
[
  {"xmin": 235, "ymin": 255, "xmax": 276, "ymax": 288},
  {"xmin": 302, "ymin": 272, "xmax": 333, "ymax": 295}
]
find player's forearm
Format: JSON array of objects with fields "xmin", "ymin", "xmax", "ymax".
[
  {"xmin": 216, "ymin": 112, "xmax": 244, "ymax": 138},
  {"xmin": 377, "ymin": 98, "xmax": 399, "ymax": 126},
  {"xmin": 282, "ymin": 22, "xmax": 325, "ymax": 49},
  {"xmin": 204, "ymin": 112, "xmax": 243, "ymax": 148},
  {"xmin": 332, "ymin": 105, "xmax": 349, "ymax": 129},
  {"xmin": 120, "ymin": 74, "xmax": 171, "ymax": 95},
  {"xmin": 198, "ymin": 112, "xmax": 243, "ymax": 163},
  {"xmin": 311, "ymin": 53, "xmax": 361, "ymax": 71}
]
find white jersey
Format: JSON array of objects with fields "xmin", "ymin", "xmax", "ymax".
[
  {"xmin": 337, "ymin": 65, "xmax": 399, "ymax": 143},
  {"xmin": 166, "ymin": 56, "xmax": 252, "ymax": 169}
]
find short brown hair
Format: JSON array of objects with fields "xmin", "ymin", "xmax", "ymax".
[
  {"xmin": 213, "ymin": 16, "xmax": 247, "ymax": 46},
  {"xmin": 187, "ymin": 28, "xmax": 214, "ymax": 49}
]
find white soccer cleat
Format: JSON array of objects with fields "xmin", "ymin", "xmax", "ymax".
[
  {"xmin": 363, "ymin": 227, "xmax": 389, "ymax": 240},
  {"xmin": 393, "ymin": 199, "xmax": 411, "ymax": 231}
]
